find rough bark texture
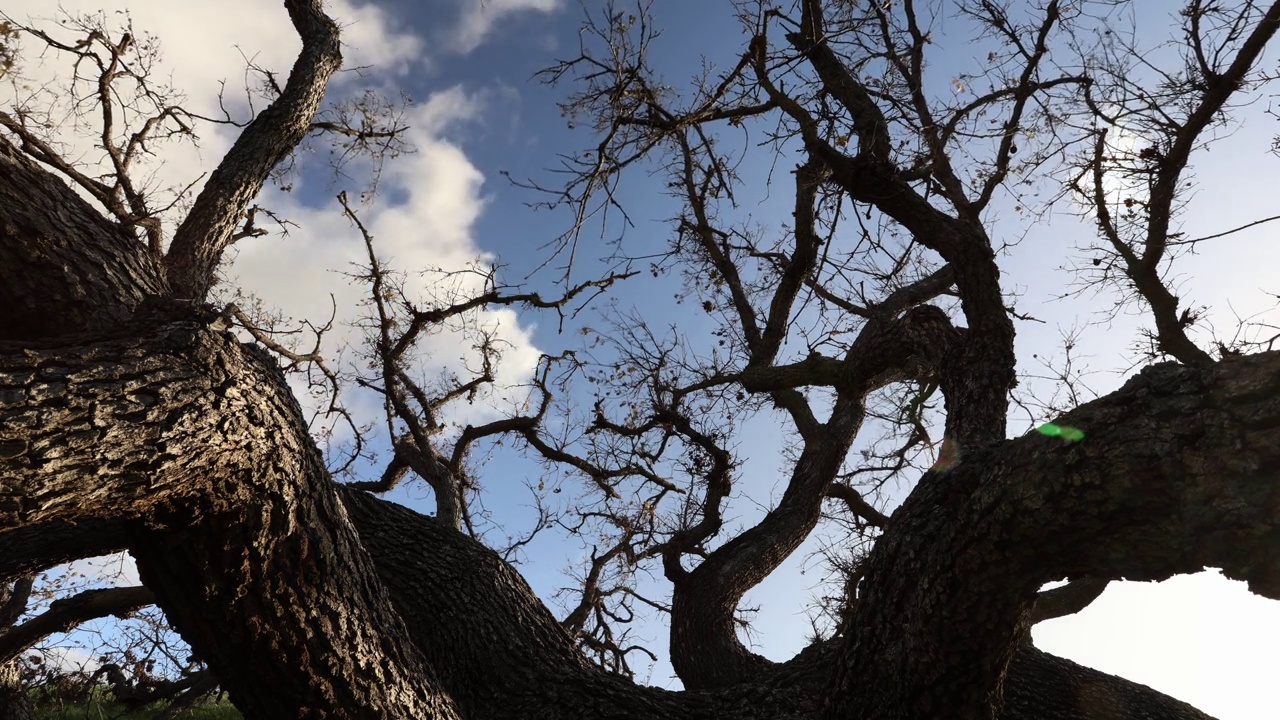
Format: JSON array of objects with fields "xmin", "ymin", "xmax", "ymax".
[
  {"xmin": 163, "ymin": 0, "xmax": 342, "ymax": 301},
  {"xmin": 2, "ymin": 227, "xmax": 1267, "ymax": 718},
  {"xmin": 0, "ymin": 517, "xmax": 132, "ymax": 583},
  {"xmin": 0, "ymin": 578, "xmax": 34, "ymax": 720},
  {"xmin": 1002, "ymin": 648, "xmax": 1214, "ymax": 720},
  {"xmin": 0, "ymin": 322, "xmax": 461, "ymax": 719},
  {"xmin": 0, "ymin": 136, "xmax": 164, "ymax": 339},
  {"xmin": 339, "ymin": 485, "xmax": 1221, "ymax": 720},
  {"xmin": 825, "ymin": 353, "xmax": 1280, "ymax": 720},
  {"xmin": 1, "ymin": 1, "xmax": 1276, "ymax": 718},
  {"xmin": 670, "ymin": 305, "xmax": 958, "ymax": 690}
]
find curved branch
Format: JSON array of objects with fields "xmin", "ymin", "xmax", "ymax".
[
  {"xmin": 339, "ymin": 483, "xmax": 1215, "ymax": 720},
  {"xmin": 793, "ymin": 0, "xmax": 892, "ymax": 163},
  {"xmin": 0, "ymin": 135, "xmax": 164, "ymax": 340},
  {"xmin": 0, "ymin": 585, "xmax": 155, "ymax": 663},
  {"xmin": 825, "ymin": 482, "xmax": 889, "ymax": 529},
  {"xmin": 1028, "ymin": 578, "xmax": 1110, "ymax": 625},
  {"xmin": 0, "ymin": 322, "xmax": 461, "ymax": 719},
  {"xmin": 1084, "ymin": 2, "xmax": 1280, "ymax": 366},
  {"xmin": 754, "ymin": 18, "xmax": 1016, "ymax": 449},
  {"xmin": 0, "ymin": 519, "xmax": 133, "ymax": 584},
  {"xmin": 1143, "ymin": 1, "xmax": 1280, "ymax": 275},
  {"xmin": 827, "ymin": 350, "xmax": 1280, "ymax": 719},
  {"xmin": 97, "ymin": 666, "xmax": 218, "ymax": 712},
  {"xmin": 164, "ymin": 0, "xmax": 342, "ymax": 300},
  {"xmin": 669, "ymin": 305, "xmax": 958, "ymax": 689}
]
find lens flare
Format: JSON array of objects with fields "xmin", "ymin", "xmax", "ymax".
[{"xmin": 1037, "ymin": 422, "xmax": 1085, "ymax": 442}]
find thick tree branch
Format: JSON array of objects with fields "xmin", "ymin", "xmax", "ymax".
[
  {"xmin": 0, "ymin": 585, "xmax": 155, "ymax": 663},
  {"xmin": 340, "ymin": 482, "xmax": 1217, "ymax": 720},
  {"xmin": 1028, "ymin": 579, "xmax": 1110, "ymax": 625},
  {"xmin": 825, "ymin": 482, "xmax": 889, "ymax": 529},
  {"xmin": 670, "ymin": 305, "xmax": 958, "ymax": 689},
  {"xmin": 164, "ymin": 0, "xmax": 342, "ymax": 300},
  {"xmin": 0, "ymin": 519, "xmax": 133, "ymax": 584},
  {"xmin": 0, "ymin": 323, "xmax": 461, "ymax": 719},
  {"xmin": 827, "ymin": 350, "xmax": 1280, "ymax": 719},
  {"xmin": 0, "ymin": 135, "xmax": 164, "ymax": 339},
  {"xmin": 794, "ymin": 0, "xmax": 893, "ymax": 164},
  {"xmin": 753, "ymin": 20, "xmax": 1016, "ymax": 450}
]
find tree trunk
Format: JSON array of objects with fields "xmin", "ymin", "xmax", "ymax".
[
  {"xmin": 0, "ymin": 578, "xmax": 34, "ymax": 720},
  {"xmin": 0, "ymin": 660, "xmax": 33, "ymax": 720},
  {"xmin": 4, "ymin": 247, "xmax": 1270, "ymax": 719},
  {"xmin": 342, "ymin": 478, "xmax": 1224, "ymax": 720},
  {"xmin": 0, "ymin": 319, "xmax": 461, "ymax": 719},
  {"xmin": 3, "ymin": 2, "xmax": 1278, "ymax": 716},
  {"xmin": 825, "ymin": 353, "xmax": 1280, "ymax": 719}
]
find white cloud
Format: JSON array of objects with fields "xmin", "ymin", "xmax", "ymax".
[
  {"xmin": 1, "ymin": 0, "xmax": 424, "ymax": 235},
  {"xmin": 4, "ymin": 1, "xmax": 423, "ymax": 93},
  {"xmin": 452, "ymin": 0, "xmax": 560, "ymax": 54},
  {"xmin": 226, "ymin": 86, "xmax": 544, "ymax": 431},
  {"xmin": 337, "ymin": 2, "xmax": 426, "ymax": 75},
  {"xmin": 35, "ymin": 646, "xmax": 100, "ymax": 674},
  {"xmin": 59, "ymin": 554, "xmax": 141, "ymax": 587},
  {"xmin": 2, "ymin": 1, "xmax": 545, "ymax": 423}
]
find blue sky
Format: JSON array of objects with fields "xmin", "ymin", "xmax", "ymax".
[{"xmin": 5, "ymin": 1, "xmax": 1280, "ymax": 717}]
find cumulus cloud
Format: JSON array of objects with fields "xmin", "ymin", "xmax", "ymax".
[
  {"xmin": 2, "ymin": 2, "xmax": 546, "ymax": 437},
  {"xmin": 1, "ymin": 0, "xmax": 423, "ymax": 234},
  {"xmin": 228, "ymin": 86, "xmax": 545, "ymax": 431},
  {"xmin": 4, "ymin": 1, "xmax": 423, "ymax": 93},
  {"xmin": 451, "ymin": 0, "xmax": 560, "ymax": 54}
]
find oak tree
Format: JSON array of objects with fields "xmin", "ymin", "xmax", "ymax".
[{"xmin": 2, "ymin": 2, "xmax": 1280, "ymax": 720}]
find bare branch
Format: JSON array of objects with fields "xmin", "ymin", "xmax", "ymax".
[
  {"xmin": 0, "ymin": 586, "xmax": 155, "ymax": 664},
  {"xmin": 824, "ymin": 482, "xmax": 889, "ymax": 529}
]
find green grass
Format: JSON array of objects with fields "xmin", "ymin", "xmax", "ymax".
[{"xmin": 33, "ymin": 698, "xmax": 241, "ymax": 719}]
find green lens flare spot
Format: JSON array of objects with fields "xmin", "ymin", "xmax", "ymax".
[{"xmin": 1037, "ymin": 423, "xmax": 1085, "ymax": 442}]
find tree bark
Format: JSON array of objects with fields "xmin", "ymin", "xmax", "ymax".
[
  {"xmin": 0, "ymin": 517, "xmax": 132, "ymax": 584},
  {"xmin": 164, "ymin": 0, "xmax": 342, "ymax": 301},
  {"xmin": 2, "ymin": 1, "xmax": 1276, "ymax": 717},
  {"xmin": 339, "ymin": 478, "xmax": 1223, "ymax": 720},
  {"xmin": 3, "ymin": 288, "xmax": 1265, "ymax": 719},
  {"xmin": 669, "ymin": 305, "xmax": 957, "ymax": 690},
  {"xmin": 0, "ymin": 577, "xmax": 34, "ymax": 720},
  {"xmin": 825, "ymin": 352, "xmax": 1280, "ymax": 720},
  {"xmin": 0, "ymin": 136, "xmax": 164, "ymax": 340},
  {"xmin": 335, "ymin": 481, "xmax": 1213, "ymax": 717},
  {"xmin": 0, "ymin": 320, "xmax": 461, "ymax": 719}
]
